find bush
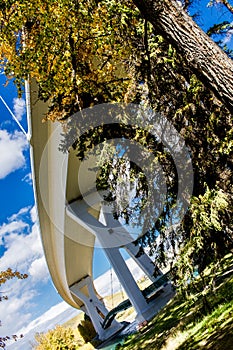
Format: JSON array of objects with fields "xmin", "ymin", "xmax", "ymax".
[
  {"xmin": 77, "ymin": 317, "xmax": 96, "ymax": 343},
  {"xmin": 34, "ymin": 325, "xmax": 82, "ymax": 349}
]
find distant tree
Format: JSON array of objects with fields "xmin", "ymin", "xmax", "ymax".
[
  {"xmin": 0, "ymin": 268, "xmax": 28, "ymax": 349},
  {"xmin": 33, "ymin": 325, "xmax": 83, "ymax": 350},
  {"xmin": 77, "ymin": 314, "xmax": 96, "ymax": 343}
]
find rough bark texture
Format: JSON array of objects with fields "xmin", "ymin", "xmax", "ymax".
[{"xmin": 133, "ymin": 0, "xmax": 233, "ymax": 113}]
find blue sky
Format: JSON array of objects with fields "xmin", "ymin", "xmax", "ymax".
[
  {"xmin": 0, "ymin": 1, "xmax": 232, "ymax": 348},
  {"xmin": 192, "ymin": 0, "xmax": 233, "ymax": 49},
  {"xmin": 0, "ymin": 74, "xmax": 63, "ymax": 335}
]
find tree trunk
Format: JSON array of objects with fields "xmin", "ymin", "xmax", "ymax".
[{"xmin": 132, "ymin": 0, "xmax": 233, "ymax": 113}]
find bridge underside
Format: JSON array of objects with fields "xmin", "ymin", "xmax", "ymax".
[{"xmin": 28, "ymin": 81, "xmax": 174, "ymax": 342}]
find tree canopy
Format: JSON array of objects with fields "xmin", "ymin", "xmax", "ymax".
[{"xmin": 0, "ymin": 0, "xmax": 140, "ymax": 118}]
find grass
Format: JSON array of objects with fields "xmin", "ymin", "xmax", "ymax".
[{"xmin": 116, "ymin": 253, "xmax": 233, "ymax": 350}]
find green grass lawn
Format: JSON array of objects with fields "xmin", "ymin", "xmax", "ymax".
[{"xmin": 116, "ymin": 253, "xmax": 233, "ymax": 350}]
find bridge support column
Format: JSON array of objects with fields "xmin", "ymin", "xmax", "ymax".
[
  {"xmin": 101, "ymin": 207, "xmax": 160, "ymax": 283},
  {"xmin": 101, "ymin": 208, "xmax": 162, "ymax": 284},
  {"xmin": 99, "ymin": 206, "xmax": 152, "ymax": 323},
  {"xmin": 70, "ymin": 275, "xmax": 122, "ymax": 340},
  {"xmin": 125, "ymin": 242, "xmax": 162, "ymax": 282},
  {"xmin": 67, "ymin": 198, "xmax": 155, "ymax": 325},
  {"xmin": 103, "ymin": 247, "xmax": 150, "ymax": 323}
]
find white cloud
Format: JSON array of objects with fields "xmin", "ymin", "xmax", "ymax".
[
  {"xmin": 21, "ymin": 301, "xmax": 71, "ymax": 334},
  {"xmin": 0, "ymin": 130, "xmax": 28, "ymax": 179},
  {"xmin": 13, "ymin": 97, "xmax": 26, "ymax": 121},
  {"xmin": 0, "ymin": 220, "xmax": 29, "ymax": 240},
  {"xmin": 0, "ymin": 206, "xmax": 46, "ymax": 278},
  {"xmin": 0, "ymin": 207, "xmax": 52, "ymax": 338},
  {"xmin": 30, "ymin": 206, "xmax": 38, "ymax": 224},
  {"xmin": 22, "ymin": 172, "xmax": 32, "ymax": 185},
  {"xmin": 4, "ymin": 289, "xmax": 36, "ymax": 315},
  {"xmin": 29, "ymin": 256, "xmax": 49, "ymax": 283},
  {"xmin": 0, "ymin": 223, "xmax": 43, "ymax": 271},
  {"xmin": 0, "ymin": 288, "xmax": 34, "ymax": 335},
  {"xmin": 8, "ymin": 206, "xmax": 31, "ymax": 222},
  {"xmin": 0, "ymin": 309, "xmax": 32, "ymax": 337}
]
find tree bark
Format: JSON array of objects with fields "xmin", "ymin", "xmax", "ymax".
[{"xmin": 132, "ymin": 0, "xmax": 233, "ymax": 113}]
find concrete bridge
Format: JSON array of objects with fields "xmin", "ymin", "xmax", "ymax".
[{"xmin": 27, "ymin": 82, "xmax": 173, "ymax": 341}]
